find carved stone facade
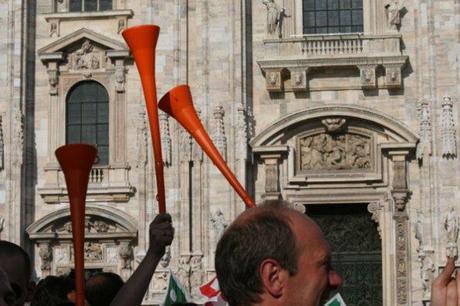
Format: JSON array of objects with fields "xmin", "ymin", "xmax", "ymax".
[{"xmin": 0, "ymin": 1, "xmax": 458, "ymax": 305}]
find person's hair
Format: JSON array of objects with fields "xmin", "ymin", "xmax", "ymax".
[
  {"xmin": 215, "ymin": 200, "xmax": 299, "ymax": 306},
  {"xmin": 85, "ymin": 272, "xmax": 124, "ymax": 306},
  {"xmin": 31, "ymin": 275, "xmax": 74, "ymax": 306},
  {"xmin": 0, "ymin": 240, "xmax": 32, "ymax": 279}
]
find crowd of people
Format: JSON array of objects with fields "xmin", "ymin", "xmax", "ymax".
[{"xmin": 0, "ymin": 200, "xmax": 459, "ymax": 306}]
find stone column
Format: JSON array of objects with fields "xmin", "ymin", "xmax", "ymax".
[{"xmin": 253, "ymin": 146, "xmax": 289, "ymax": 200}]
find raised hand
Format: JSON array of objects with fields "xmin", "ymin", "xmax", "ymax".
[{"xmin": 431, "ymin": 257, "xmax": 458, "ymax": 306}]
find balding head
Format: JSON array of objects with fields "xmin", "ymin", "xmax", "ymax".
[{"xmin": 215, "ymin": 200, "xmax": 310, "ymax": 306}]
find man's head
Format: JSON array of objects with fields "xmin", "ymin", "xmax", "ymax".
[
  {"xmin": 85, "ymin": 272, "xmax": 124, "ymax": 306},
  {"xmin": 215, "ymin": 200, "xmax": 342, "ymax": 306},
  {"xmin": 0, "ymin": 241, "xmax": 33, "ymax": 306}
]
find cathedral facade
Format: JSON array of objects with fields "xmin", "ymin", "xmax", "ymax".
[{"xmin": 0, "ymin": 0, "xmax": 458, "ymax": 305}]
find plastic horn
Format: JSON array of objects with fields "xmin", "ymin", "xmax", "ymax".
[
  {"xmin": 159, "ymin": 85, "xmax": 255, "ymax": 208},
  {"xmin": 55, "ymin": 144, "xmax": 97, "ymax": 306},
  {"xmin": 122, "ymin": 25, "xmax": 166, "ymax": 213}
]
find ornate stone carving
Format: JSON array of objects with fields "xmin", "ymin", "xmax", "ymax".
[
  {"xmin": 415, "ymin": 210, "xmax": 424, "ymax": 249},
  {"xmin": 52, "ymin": 217, "xmax": 117, "ymax": 234},
  {"xmin": 50, "ymin": 20, "xmax": 58, "ymax": 37},
  {"xmin": 265, "ymin": 159, "xmax": 279, "ymax": 193},
  {"xmin": 136, "ymin": 107, "xmax": 148, "ymax": 168},
  {"xmin": 236, "ymin": 102, "xmax": 248, "ymax": 157},
  {"xmin": 212, "ymin": 106, "xmax": 227, "ymax": 160},
  {"xmin": 391, "ymin": 190, "xmax": 409, "ymax": 212},
  {"xmin": 118, "ymin": 241, "xmax": 133, "ymax": 270},
  {"xmin": 190, "ymin": 255, "xmax": 204, "ymax": 297},
  {"xmin": 180, "ymin": 110, "xmax": 203, "ymax": 163},
  {"xmin": 152, "ymin": 271, "xmax": 169, "ymax": 291},
  {"xmin": 444, "ymin": 208, "xmax": 459, "ymax": 257},
  {"xmin": 420, "ymin": 254, "xmax": 435, "ymax": 300},
  {"xmin": 12, "ymin": 104, "xmax": 24, "ymax": 166},
  {"xmin": 84, "ymin": 242, "xmax": 103, "ymax": 262},
  {"xmin": 265, "ymin": 69, "xmax": 282, "ymax": 92},
  {"xmin": 48, "ymin": 68, "xmax": 59, "ymax": 95},
  {"xmin": 384, "ymin": 65, "xmax": 402, "ymax": 88},
  {"xmin": 417, "ymin": 99, "xmax": 432, "ymax": 161},
  {"xmin": 117, "ymin": 18, "xmax": 126, "ymax": 34},
  {"xmin": 38, "ymin": 243, "xmax": 52, "ymax": 272},
  {"xmin": 290, "ymin": 68, "xmax": 307, "ymax": 91},
  {"xmin": 298, "ymin": 133, "xmax": 371, "ymax": 171},
  {"xmin": 177, "ymin": 254, "xmax": 191, "ymax": 291},
  {"xmin": 106, "ymin": 246, "xmax": 118, "ymax": 265},
  {"xmin": 394, "ymin": 214, "xmax": 409, "ymax": 304},
  {"xmin": 367, "ymin": 201, "xmax": 383, "ymax": 238},
  {"xmin": 114, "ymin": 60, "xmax": 126, "ymax": 93},
  {"xmin": 159, "ymin": 246, "xmax": 171, "ymax": 268},
  {"xmin": 359, "ymin": 65, "xmax": 377, "ymax": 89},
  {"xmin": 262, "ymin": 0, "xmax": 286, "ymax": 38},
  {"xmin": 441, "ymin": 96, "xmax": 457, "ymax": 158},
  {"xmin": 54, "ymin": 247, "xmax": 69, "ymax": 264},
  {"xmin": 69, "ymin": 40, "xmax": 101, "ymax": 75},
  {"xmin": 321, "ymin": 117, "xmax": 347, "ymax": 133},
  {"xmin": 210, "ymin": 210, "xmax": 228, "ymax": 241},
  {"xmin": 385, "ymin": 0, "xmax": 401, "ymax": 31},
  {"xmin": 159, "ymin": 112, "xmax": 172, "ymax": 167}
]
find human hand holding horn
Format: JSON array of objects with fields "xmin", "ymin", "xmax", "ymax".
[{"xmin": 122, "ymin": 25, "xmax": 255, "ymax": 209}]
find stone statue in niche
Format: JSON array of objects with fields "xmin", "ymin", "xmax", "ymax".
[
  {"xmin": 210, "ymin": 210, "xmax": 228, "ymax": 241},
  {"xmin": 73, "ymin": 40, "xmax": 100, "ymax": 70},
  {"xmin": 385, "ymin": 0, "xmax": 401, "ymax": 31},
  {"xmin": 262, "ymin": 0, "xmax": 286, "ymax": 38},
  {"xmin": 299, "ymin": 133, "xmax": 371, "ymax": 171},
  {"xmin": 119, "ymin": 242, "xmax": 133, "ymax": 270},
  {"xmin": 445, "ymin": 208, "xmax": 459, "ymax": 257}
]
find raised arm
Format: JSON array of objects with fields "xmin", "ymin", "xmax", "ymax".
[{"xmin": 110, "ymin": 214, "xmax": 174, "ymax": 306}]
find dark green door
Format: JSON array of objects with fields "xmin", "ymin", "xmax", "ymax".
[{"xmin": 306, "ymin": 203, "xmax": 382, "ymax": 306}]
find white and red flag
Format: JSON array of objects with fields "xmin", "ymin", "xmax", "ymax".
[{"xmin": 195, "ymin": 276, "xmax": 227, "ymax": 306}]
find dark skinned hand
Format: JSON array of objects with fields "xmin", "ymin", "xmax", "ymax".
[{"xmin": 148, "ymin": 213, "xmax": 174, "ymax": 258}]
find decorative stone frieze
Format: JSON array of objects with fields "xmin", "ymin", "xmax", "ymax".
[
  {"xmin": 441, "ymin": 96, "xmax": 457, "ymax": 158},
  {"xmin": 298, "ymin": 132, "xmax": 372, "ymax": 171},
  {"xmin": 212, "ymin": 106, "xmax": 227, "ymax": 160},
  {"xmin": 394, "ymin": 213, "xmax": 409, "ymax": 305},
  {"xmin": 258, "ymin": 34, "xmax": 407, "ymax": 92},
  {"xmin": 320, "ymin": 117, "xmax": 347, "ymax": 134}
]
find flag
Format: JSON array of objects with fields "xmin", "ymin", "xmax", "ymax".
[
  {"xmin": 324, "ymin": 293, "xmax": 347, "ymax": 306},
  {"xmin": 195, "ymin": 276, "xmax": 227, "ymax": 305},
  {"xmin": 162, "ymin": 270, "xmax": 191, "ymax": 306}
]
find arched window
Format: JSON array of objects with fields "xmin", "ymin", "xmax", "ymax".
[
  {"xmin": 66, "ymin": 81, "xmax": 109, "ymax": 165},
  {"xmin": 303, "ymin": 0, "xmax": 363, "ymax": 34}
]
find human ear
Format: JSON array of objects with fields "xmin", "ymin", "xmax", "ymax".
[{"xmin": 259, "ymin": 259, "xmax": 288, "ymax": 298}]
